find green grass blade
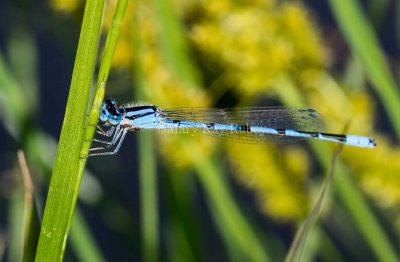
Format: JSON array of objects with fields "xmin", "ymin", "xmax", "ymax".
[
  {"xmin": 8, "ymin": 188, "xmax": 25, "ymax": 262},
  {"xmin": 132, "ymin": 19, "xmax": 160, "ymax": 261},
  {"xmin": 317, "ymin": 227, "xmax": 346, "ymax": 262},
  {"xmin": 138, "ymin": 131, "xmax": 159, "ymax": 262},
  {"xmin": 17, "ymin": 150, "xmax": 40, "ymax": 262},
  {"xmin": 151, "ymin": 0, "xmax": 200, "ymax": 87},
  {"xmin": 0, "ymin": 51, "xmax": 29, "ymax": 138},
  {"xmin": 181, "ymin": 141, "xmax": 269, "ymax": 262},
  {"xmin": 8, "ymin": 28, "xmax": 39, "ymax": 111},
  {"xmin": 332, "ymin": 164, "xmax": 398, "ymax": 262},
  {"xmin": 285, "ymin": 146, "xmax": 343, "ymax": 262},
  {"xmin": 35, "ymin": 0, "xmax": 105, "ymax": 260},
  {"xmin": 135, "ymin": 59, "xmax": 160, "ymax": 262},
  {"xmin": 69, "ymin": 209, "xmax": 105, "ymax": 262},
  {"xmin": 78, "ymin": 0, "xmax": 129, "ymax": 161},
  {"xmin": 164, "ymin": 169, "xmax": 201, "ymax": 262},
  {"xmin": 328, "ymin": 0, "xmax": 400, "ymax": 140},
  {"xmin": 367, "ymin": 0, "xmax": 391, "ymax": 27}
]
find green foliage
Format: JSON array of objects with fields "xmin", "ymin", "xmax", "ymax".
[{"xmin": 285, "ymin": 146, "xmax": 343, "ymax": 262}]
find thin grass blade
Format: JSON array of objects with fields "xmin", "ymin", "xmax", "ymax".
[
  {"xmin": 35, "ymin": 0, "xmax": 104, "ymax": 259},
  {"xmin": 285, "ymin": 144, "xmax": 343, "ymax": 262}
]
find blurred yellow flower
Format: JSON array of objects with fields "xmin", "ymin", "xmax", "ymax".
[
  {"xmin": 225, "ymin": 143, "xmax": 309, "ymax": 221},
  {"xmin": 343, "ymin": 139, "xmax": 400, "ymax": 210},
  {"xmin": 190, "ymin": 0, "xmax": 328, "ymax": 96},
  {"xmin": 51, "ymin": 0, "xmax": 81, "ymax": 12}
]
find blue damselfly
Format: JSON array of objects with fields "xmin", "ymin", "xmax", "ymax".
[{"xmin": 88, "ymin": 98, "xmax": 376, "ymax": 156}]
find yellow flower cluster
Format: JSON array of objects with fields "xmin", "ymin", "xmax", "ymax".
[
  {"xmin": 190, "ymin": 0, "xmax": 328, "ymax": 97},
  {"xmin": 225, "ymin": 143, "xmax": 310, "ymax": 220}
]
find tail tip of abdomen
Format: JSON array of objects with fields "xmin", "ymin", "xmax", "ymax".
[{"xmin": 346, "ymin": 135, "xmax": 376, "ymax": 148}]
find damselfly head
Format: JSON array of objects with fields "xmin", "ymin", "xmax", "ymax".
[{"xmin": 99, "ymin": 98, "xmax": 125, "ymax": 125}]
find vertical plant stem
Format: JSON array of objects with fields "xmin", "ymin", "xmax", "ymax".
[
  {"xmin": 8, "ymin": 188, "xmax": 24, "ymax": 262},
  {"xmin": 35, "ymin": 0, "xmax": 104, "ymax": 259},
  {"xmin": 69, "ymin": 209, "xmax": 105, "ymax": 262},
  {"xmin": 139, "ymin": 131, "xmax": 159, "ymax": 262},
  {"xmin": 332, "ymin": 165, "xmax": 398, "ymax": 262},
  {"xmin": 18, "ymin": 150, "xmax": 40, "ymax": 262},
  {"xmin": 79, "ymin": 0, "xmax": 129, "ymax": 162},
  {"xmin": 152, "ymin": 0, "xmax": 200, "ymax": 87},
  {"xmin": 132, "ymin": 7, "xmax": 160, "ymax": 259},
  {"xmin": 181, "ymin": 140, "xmax": 269, "ymax": 262},
  {"xmin": 285, "ymin": 146, "xmax": 343, "ymax": 262}
]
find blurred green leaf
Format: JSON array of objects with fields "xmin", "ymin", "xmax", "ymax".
[
  {"xmin": 285, "ymin": 146, "xmax": 343, "ymax": 262},
  {"xmin": 152, "ymin": 0, "xmax": 200, "ymax": 88},
  {"xmin": 8, "ymin": 187, "xmax": 25, "ymax": 262},
  {"xmin": 17, "ymin": 150, "xmax": 40, "ymax": 262},
  {"xmin": 329, "ymin": 0, "xmax": 400, "ymax": 141},
  {"xmin": 138, "ymin": 132, "xmax": 159, "ymax": 262},
  {"xmin": 132, "ymin": 7, "xmax": 160, "ymax": 260},
  {"xmin": 69, "ymin": 209, "xmax": 105, "ymax": 262},
  {"xmin": 187, "ymin": 141, "xmax": 270, "ymax": 262},
  {"xmin": 0, "ymin": 51, "xmax": 29, "ymax": 138}
]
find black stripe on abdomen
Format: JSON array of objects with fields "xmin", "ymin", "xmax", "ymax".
[
  {"xmin": 319, "ymin": 132, "xmax": 347, "ymax": 142},
  {"xmin": 240, "ymin": 125, "xmax": 251, "ymax": 132},
  {"xmin": 276, "ymin": 128, "xmax": 286, "ymax": 135}
]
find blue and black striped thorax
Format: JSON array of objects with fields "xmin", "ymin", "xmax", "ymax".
[{"xmin": 99, "ymin": 98, "xmax": 160, "ymax": 126}]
